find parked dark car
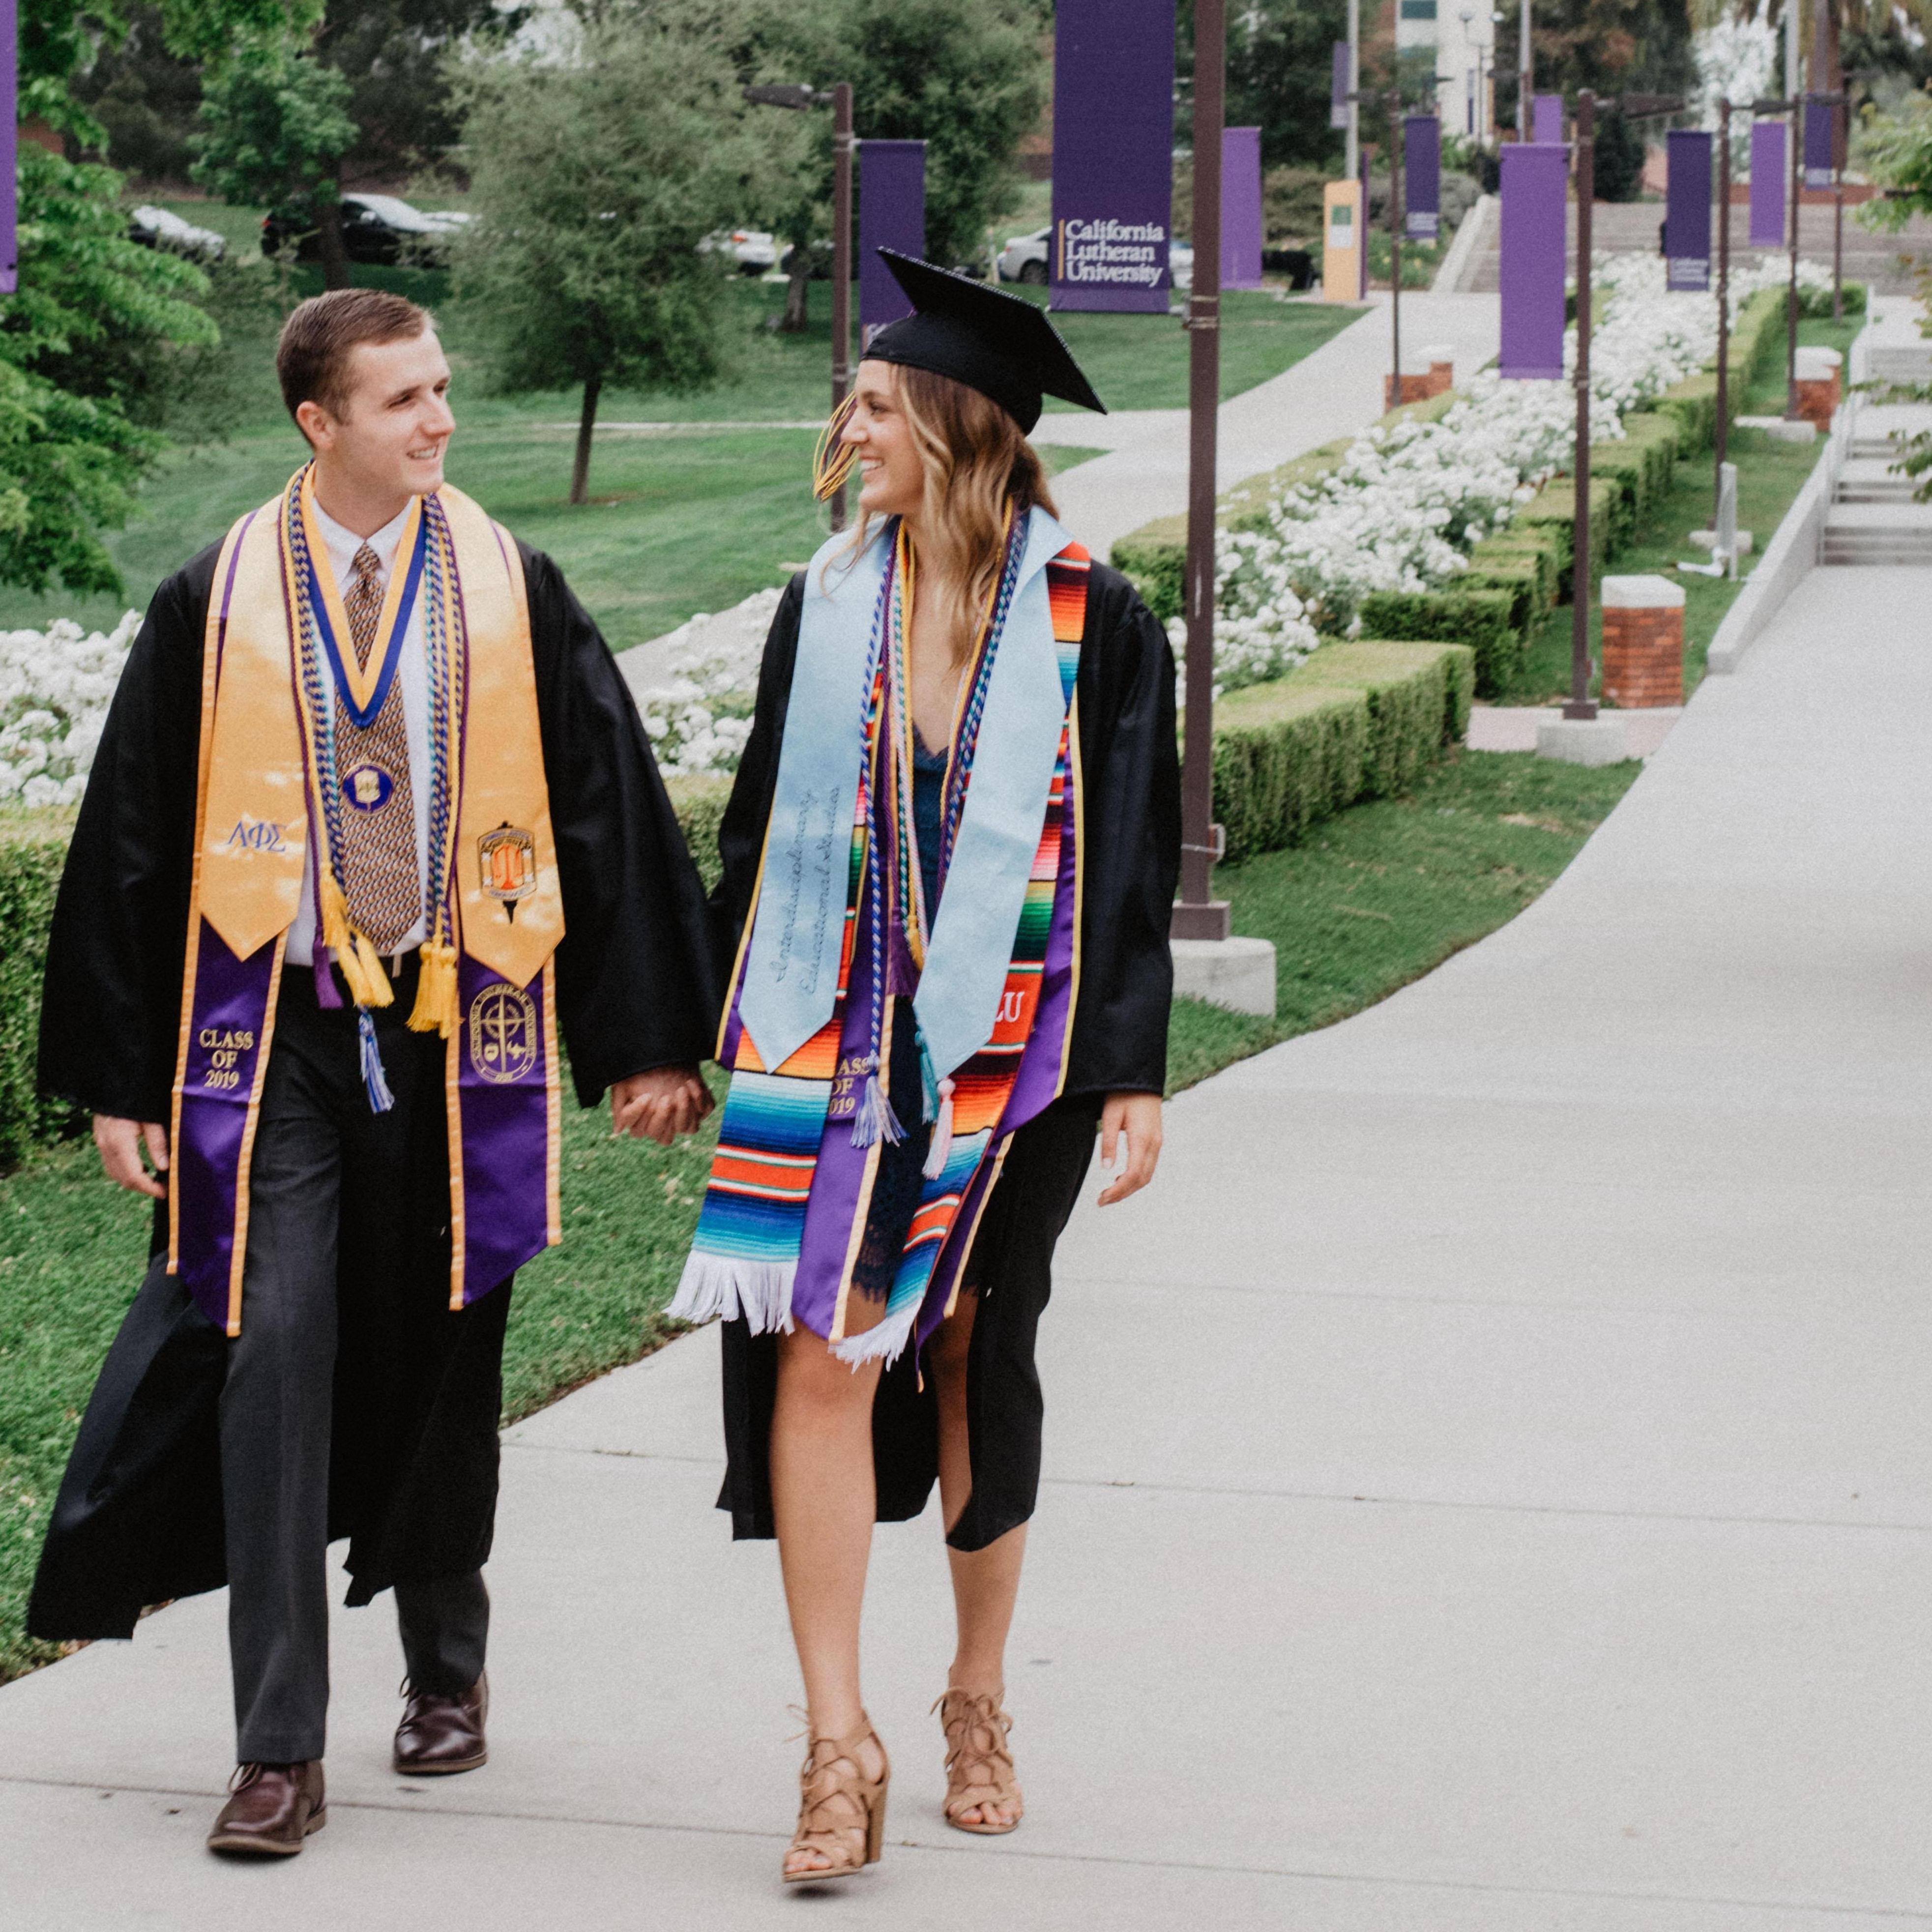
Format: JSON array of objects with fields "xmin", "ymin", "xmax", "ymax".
[{"xmin": 260, "ymin": 193, "xmax": 471, "ymax": 267}]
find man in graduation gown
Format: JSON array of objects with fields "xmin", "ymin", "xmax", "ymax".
[{"xmin": 28, "ymin": 288, "xmax": 717, "ymax": 1856}]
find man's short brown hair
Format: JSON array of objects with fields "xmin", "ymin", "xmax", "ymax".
[{"xmin": 276, "ymin": 288, "xmax": 433, "ymax": 428}]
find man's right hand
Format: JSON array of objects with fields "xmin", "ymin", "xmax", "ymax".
[{"xmin": 94, "ymin": 1114, "xmax": 169, "ymax": 1200}]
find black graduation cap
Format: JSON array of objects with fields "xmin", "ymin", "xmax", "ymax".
[{"xmin": 865, "ymin": 249, "xmax": 1106, "ymax": 434}]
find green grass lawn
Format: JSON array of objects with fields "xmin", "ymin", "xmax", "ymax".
[
  {"xmin": 1498, "ymin": 313, "xmax": 1862, "ymax": 705},
  {"xmin": 1166, "ymin": 749, "xmax": 1643, "ymax": 1088},
  {"xmin": 2, "ymin": 229, "xmax": 1351, "ymax": 646}
]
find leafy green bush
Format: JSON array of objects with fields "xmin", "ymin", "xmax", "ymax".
[
  {"xmin": 1355, "ymin": 588, "xmax": 1519, "ymax": 699},
  {"xmin": 1467, "ymin": 528, "xmax": 1561, "ymax": 612},
  {"xmin": 0, "ymin": 813, "xmax": 84, "ymax": 1169},
  {"xmin": 1205, "ymin": 641, "xmax": 1473, "ymax": 861}
]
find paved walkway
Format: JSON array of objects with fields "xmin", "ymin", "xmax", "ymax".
[{"xmin": 2, "ymin": 556, "xmax": 1928, "ymax": 1924}]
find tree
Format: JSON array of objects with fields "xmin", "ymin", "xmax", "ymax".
[
  {"xmin": 1492, "ymin": 0, "xmax": 1694, "ymax": 130},
  {"xmin": 451, "ymin": 4, "xmax": 793, "ymax": 503},
  {"xmin": 0, "ymin": 145, "xmax": 217, "ymax": 592},
  {"xmin": 748, "ymin": 0, "xmax": 1046, "ymax": 307},
  {"xmin": 190, "ymin": 27, "xmax": 359, "ymax": 287},
  {"xmin": 1175, "ymin": 0, "xmax": 1348, "ymax": 172}
]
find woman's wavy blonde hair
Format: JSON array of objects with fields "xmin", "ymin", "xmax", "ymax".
[{"xmin": 821, "ymin": 364, "xmax": 1057, "ymax": 668}]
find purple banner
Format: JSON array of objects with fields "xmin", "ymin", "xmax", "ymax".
[
  {"xmin": 1222, "ymin": 126, "xmax": 1263, "ymax": 290},
  {"xmin": 1664, "ymin": 129, "xmax": 1712, "ymax": 292},
  {"xmin": 858, "ymin": 139, "xmax": 925, "ymax": 341},
  {"xmin": 1331, "ymin": 41, "xmax": 1350, "ymax": 130},
  {"xmin": 1750, "ymin": 118, "xmax": 1786, "ymax": 245},
  {"xmin": 1405, "ymin": 115, "xmax": 1440, "ymax": 241},
  {"xmin": 1050, "ymin": 0, "xmax": 1175, "ymax": 313},
  {"xmin": 1533, "ymin": 93, "xmax": 1564, "ymax": 145},
  {"xmin": 1499, "ymin": 143, "xmax": 1567, "ymax": 380},
  {"xmin": 1804, "ymin": 96, "xmax": 1834, "ymax": 188},
  {"xmin": 0, "ymin": 0, "xmax": 15, "ymax": 295}
]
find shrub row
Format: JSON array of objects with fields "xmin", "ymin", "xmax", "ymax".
[{"xmin": 1206, "ymin": 640, "xmax": 1474, "ymax": 862}]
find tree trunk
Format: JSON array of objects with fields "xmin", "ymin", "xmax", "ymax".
[
  {"xmin": 570, "ymin": 371, "xmax": 603, "ymax": 506},
  {"xmin": 316, "ymin": 185, "xmax": 351, "ymax": 292},
  {"xmin": 779, "ymin": 257, "xmax": 811, "ymax": 333}
]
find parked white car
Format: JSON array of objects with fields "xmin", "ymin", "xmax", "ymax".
[
  {"xmin": 127, "ymin": 204, "xmax": 226, "ymax": 262},
  {"xmin": 995, "ymin": 225, "xmax": 1193, "ymax": 292},
  {"xmin": 702, "ymin": 228, "xmax": 779, "ymax": 274}
]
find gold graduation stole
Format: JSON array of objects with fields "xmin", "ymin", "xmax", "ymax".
[{"xmin": 168, "ymin": 468, "xmax": 566, "ymax": 1336}]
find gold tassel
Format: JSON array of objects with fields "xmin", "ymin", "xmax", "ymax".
[
  {"xmin": 408, "ymin": 938, "xmax": 460, "ymax": 1038},
  {"xmin": 319, "ymin": 868, "xmax": 354, "ymax": 961},
  {"xmin": 351, "ymin": 932, "xmax": 394, "ymax": 1009}
]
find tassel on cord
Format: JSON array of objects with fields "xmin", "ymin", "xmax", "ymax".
[
  {"xmin": 351, "ymin": 933, "xmax": 394, "ymax": 1009},
  {"xmin": 918, "ymin": 1033, "xmax": 940, "ymax": 1124},
  {"xmin": 320, "ymin": 872, "xmax": 381, "ymax": 1008},
  {"xmin": 922, "ymin": 1078, "xmax": 956, "ymax": 1181},
  {"xmin": 849, "ymin": 1063, "xmax": 905, "ymax": 1149},
  {"xmin": 357, "ymin": 1009, "xmax": 396, "ymax": 1113},
  {"xmin": 408, "ymin": 938, "xmax": 461, "ymax": 1037}
]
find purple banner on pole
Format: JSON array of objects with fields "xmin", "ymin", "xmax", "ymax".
[
  {"xmin": 1749, "ymin": 118, "xmax": 1786, "ymax": 245},
  {"xmin": 1050, "ymin": 0, "xmax": 1175, "ymax": 313},
  {"xmin": 1533, "ymin": 93, "xmax": 1564, "ymax": 145},
  {"xmin": 1499, "ymin": 143, "xmax": 1567, "ymax": 381},
  {"xmin": 1331, "ymin": 41, "xmax": 1350, "ymax": 130},
  {"xmin": 0, "ymin": 0, "xmax": 15, "ymax": 295},
  {"xmin": 1222, "ymin": 126, "xmax": 1263, "ymax": 290},
  {"xmin": 858, "ymin": 140, "xmax": 925, "ymax": 341},
  {"xmin": 1664, "ymin": 129, "xmax": 1712, "ymax": 292},
  {"xmin": 1803, "ymin": 95, "xmax": 1834, "ymax": 188},
  {"xmin": 1405, "ymin": 115, "xmax": 1440, "ymax": 241}
]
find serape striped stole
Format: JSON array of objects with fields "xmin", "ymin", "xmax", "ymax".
[{"xmin": 673, "ymin": 542, "xmax": 1090, "ymax": 1368}]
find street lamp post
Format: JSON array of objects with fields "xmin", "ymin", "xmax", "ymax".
[
  {"xmin": 1716, "ymin": 97, "xmax": 1732, "ymax": 523},
  {"xmin": 1518, "ymin": 0, "xmax": 1531, "ymax": 139},
  {"xmin": 1173, "ymin": 0, "xmax": 1230, "ymax": 943},
  {"xmin": 1389, "ymin": 87, "xmax": 1404, "ymax": 404},
  {"xmin": 1565, "ymin": 89, "xmax": 1596, "ymax": 724},
  {"xmin": 743, "ymin": 79, "xmax": 855, "ymax": 529}
]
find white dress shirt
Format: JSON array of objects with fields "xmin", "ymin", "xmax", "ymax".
[{"xmin": 288, "ymin": 498, "xmax": 433, "ymax": 966}]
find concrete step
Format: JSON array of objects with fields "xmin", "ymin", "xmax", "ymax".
[
  {"xmin": 1834, "ymin": 457, "xmax": 1916, "ymax": 502},
  {"xmin": 1821, "ymin": 536, "xmax": 1932, "ymax": 563}
]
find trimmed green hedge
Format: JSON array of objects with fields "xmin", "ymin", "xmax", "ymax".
[
  {"xmin": 1206, "ymin": 640, "xmax": 1473, "ymax": 862},
  {"xmin": 1467, "ymin": 528, "xmax": 1561, "ymax": 612},
  {"xmin": 0, "ymin": 813, "xmax": 81, "ymax": 1169},
  {"xmin": 1355, "ymin": 587, "xmax": 1521, "ymax": 700}
]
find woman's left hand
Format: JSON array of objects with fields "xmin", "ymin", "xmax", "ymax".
[{"xmin": 1096, "ymin": 1091, "xmax": 1163, "ymax": 1206}]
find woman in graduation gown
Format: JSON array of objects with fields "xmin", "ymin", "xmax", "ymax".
[{"xmin": 668, "ymin": 252, "xmax": 1181, "ymax": 1882}]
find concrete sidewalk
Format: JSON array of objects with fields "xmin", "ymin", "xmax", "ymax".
[{"xmin": 2, "ymin": 562, "xmax": 1928, "ymax": 1927}]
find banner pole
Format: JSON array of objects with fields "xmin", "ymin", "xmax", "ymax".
[
  {"xmin": 1174, "ymin": 0, "xmax": 1229, "ymax": 942},
  {"xmin": 830, "ymin": 81, "xmax": 853, "ymax": 532},
  {"xmin": 1518, "ymin": 0, "xmax": 1530, "ymax": 140},
  {"xmin": 1390, "ymin": 91, "xmax": 1402, "ymax": 405},
  {"xmin": 1564, "ymin": 90, "xmax": 1597, "ymax": 724},
  {"xmin": 1346, "ymin": 0, "xmax": 1360, "ymax": 180},
  {"xmin": 1716, "ymin": 99, "xmax": 1730, "ymax": 523},
  {"xmin": 1786, "ymin": 90, "xmax": 1800, "ymax": 421}
]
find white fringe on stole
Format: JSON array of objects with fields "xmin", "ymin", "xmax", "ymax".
[
  {"xmin": 667, "ymin": 1254, "xmax": 796, "ymax": 1335},
  {"xmin": 829, "ymin": 1296, "xmax": 920, "ymax": 1370}
]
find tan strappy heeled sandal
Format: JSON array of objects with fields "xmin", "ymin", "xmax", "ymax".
[
  {"xmin": 784, "ymin": 1714, "xmax": 890, "ymax": 1884},
  {"xmin": 935, "ymin": 1688, "xmax": 1024, "ymax": 1835}
]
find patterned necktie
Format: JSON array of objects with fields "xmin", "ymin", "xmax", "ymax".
[{"xmin": 334, "ymin": 541, "xmax": 421, "ymax": 954}]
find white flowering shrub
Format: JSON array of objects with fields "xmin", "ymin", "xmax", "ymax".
[
  {"xmin": 0, "ymin": 611, "xmax": 139, "ymax": 807},
  {"xmin": 633, "ymin": 587, "xmax": 776, "ymax": 775},
  {"xmin": 1207, "ymin": 250, "xmax": 1825, "ymax": 688},
  {"xmin": 1693, "ymin": 14, "xmax": 1781, "ymax": 156}
]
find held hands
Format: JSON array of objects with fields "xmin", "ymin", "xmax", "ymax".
[
  {"xmin": 94, "ymin": 1114, "xmax": 170, "ymax": 1200},
  {"xmin": 610, "ymin": 1065, "xmax": 714, "ymax": 1146},
  {"xmin": 1096, "ymin": 1091, "xmax": 1162, "ymax": 1206}
]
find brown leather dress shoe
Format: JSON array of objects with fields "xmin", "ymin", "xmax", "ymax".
[
  {"xmin": 206, "ymin": 1761, "xmax": 325, "ymax": 1856},
  {"xmin": 393, "ymin": 1672, "xmax": 488, "ymax": 1775}
]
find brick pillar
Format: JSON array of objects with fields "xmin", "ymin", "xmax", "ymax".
[
  {"xmin": 1599, "ymin": 574, "xmax": 1684, "ymax": 708},
  {"xmin": 1383, "ymin": 372, "xmax": 1438, "ymax": 410},
  {"xmin": 1793, "ymin": 346, "xmax": 1843, "ymax": 431},
  {"xmin": 1421, "ymin": 343, "xmax": 1454, "ymax": 397}
]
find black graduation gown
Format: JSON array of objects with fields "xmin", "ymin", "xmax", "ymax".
[
  {"xmin": 28, "ymin": 534, "xmax": 718, "ymax": 1639},
  {"xmin": 712, "ymin": 557, "xmax": 1181, "ymax": 1551}
]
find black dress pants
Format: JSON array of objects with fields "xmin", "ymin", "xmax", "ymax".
[{"xmin": 223, "ymin": 963, "xmax": 489, "ymax": 1764}]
